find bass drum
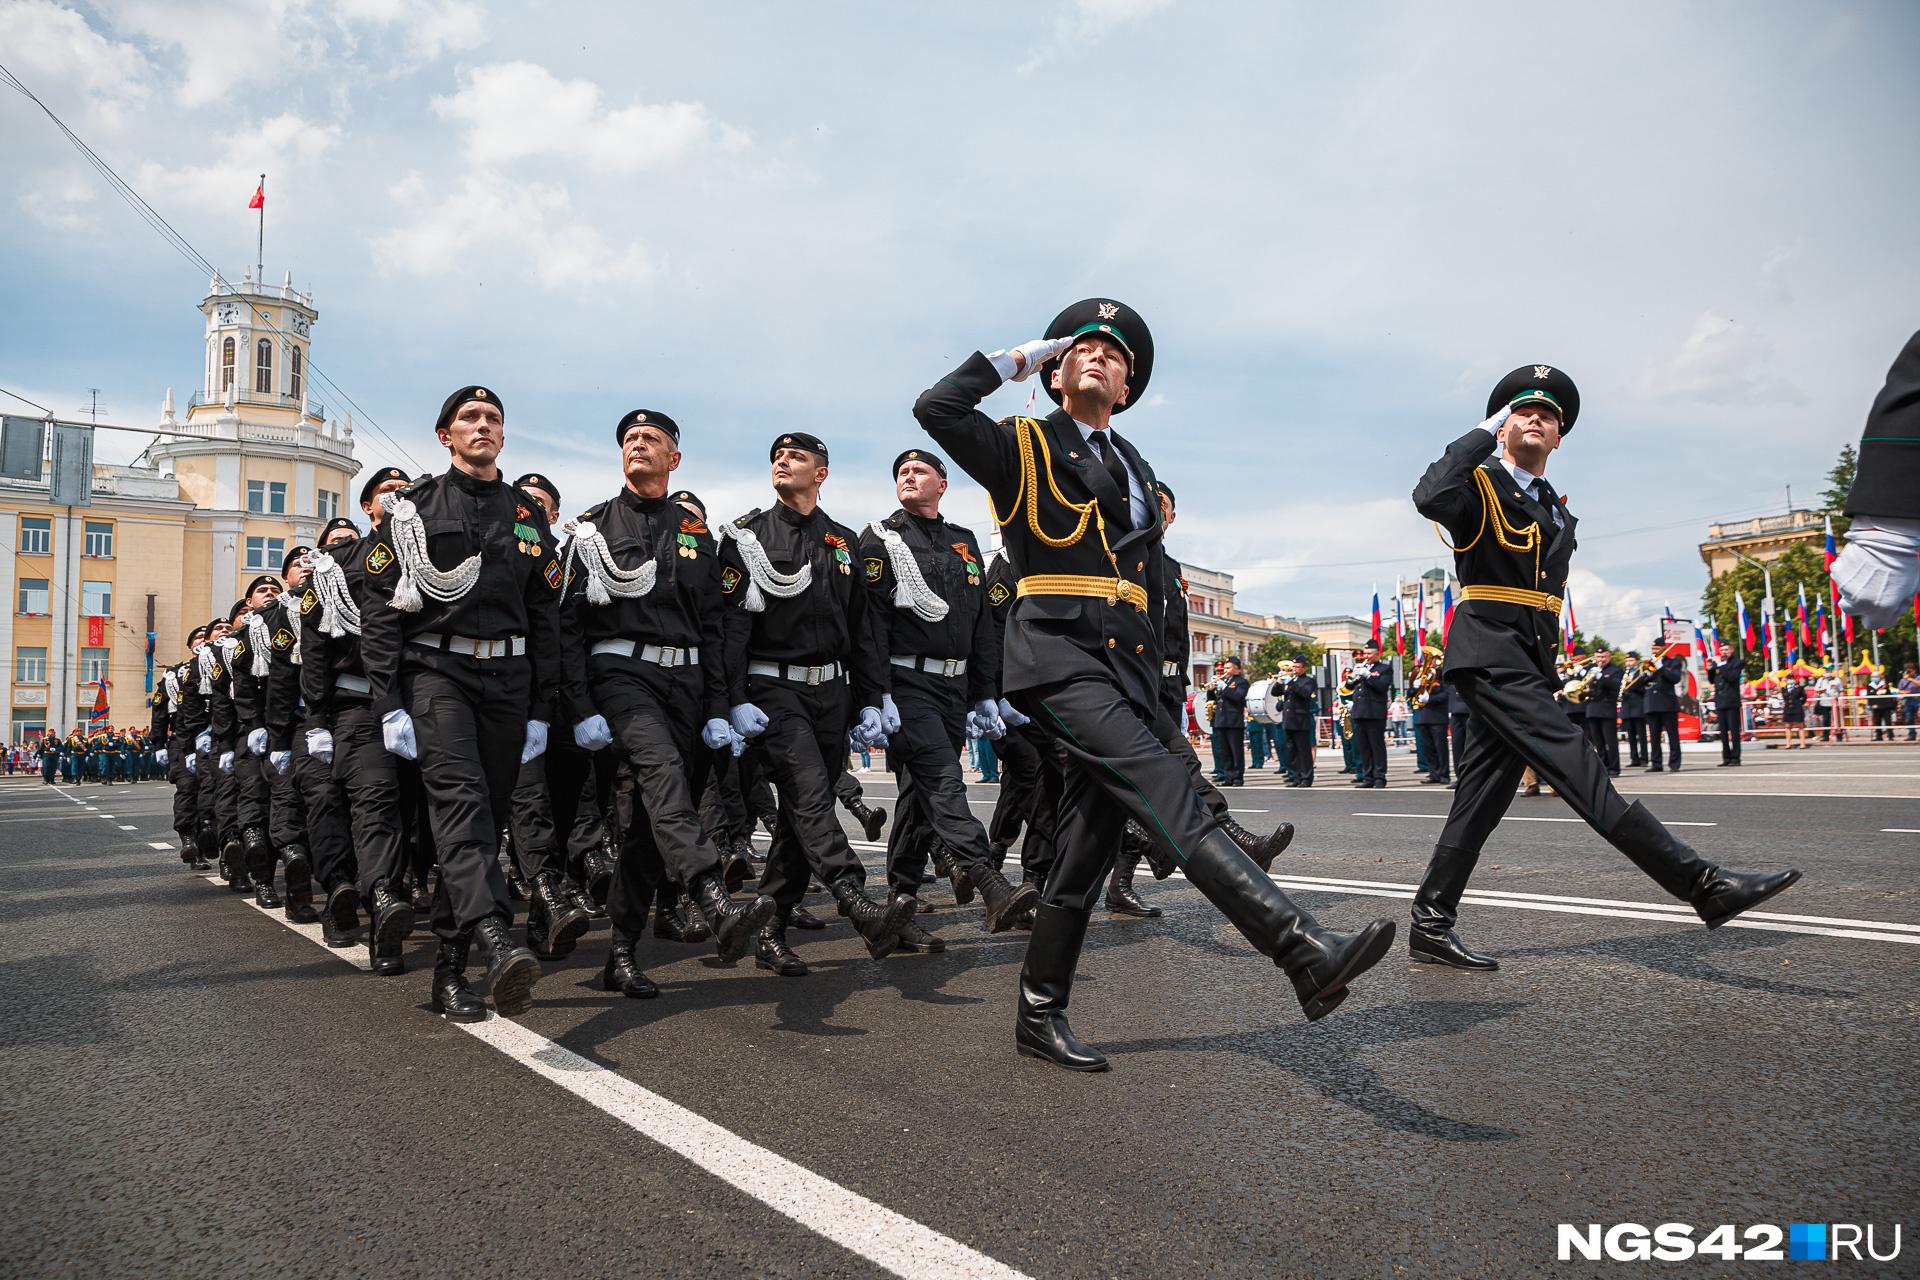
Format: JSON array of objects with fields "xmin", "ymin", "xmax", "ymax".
[{"xmin": 1245, "ymin": 677, "xmax": 1287, "ymax": 726}]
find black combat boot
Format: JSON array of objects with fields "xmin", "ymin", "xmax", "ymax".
[
  {"xmin": 895, "ymin": 919, "xmax": 946, "ymax": 953},
  {"xmin": 320, "ymin": 878, "xmax": 359, "ymax": 944},
  {"xmin": 1221, "ymin": 816, "xmax": 1295, "ymax": 872},
  {"xmin": 956, "ymin": 859, "xmax": 1041, "ymax": 933},
  {"xmin": 528, "ymin": 872, "xmax": 591, "ymax": 959},
  {"xmin": 1104, "ymin": 852, "xmax": 1160, "ymax": 918},
  {"xmin": 788, "ymin": 903, "xmax": 826, "ymax": 930},
  {"xmin": 582, "ymin": 847, "xmax": 615, "ymax": 908},
  {"xmin": 367, "ymin": 880, "xmax": 414, "ymax": 976},
  {"xmin": 1010, "ymin": 868, "xmax": 1041, "ymax": 931},
  {"xmin": 687, "ymin": 874, "xmax": 778, "ymax": 963},
  {"xmin": 568, "ymin": 880, "xmax": 604, "ymax": 920},
  {"xmin": 504, "ymin": 863, "xmax": 530, "ymax": 902},
  {"xmin": 176, "ymin": 828, "xmax": 198, "ymax": 866},
  {"xmin": 932, "ymin": 837, "xmax": 968, "ymax": 903},
  {"xmin": 471, "ymin": 914, "xmax": 541, "ymax": 1017},
  {"xmin": 754, "ymin": 908, "xmax": 809, "ymax": 976},
  {"xmin": 244, "ymin": 828, "xmax": 278, "ymax": 907},
  {"xmin": 1409, "ymin": 844, "xmax": 1500, "ymax": 970},
  {"xmin": 603, "ymin": 937, "xmax": 659, "ymax": 999},
  {"xmin": 842, "ymin": 795, "xmax": 887, "ymax": 843},
  {"xmin": 653, "ymin": 897, "xmax": 712, "ymax": 943},
  {"xmin": 1181, "ymin": 827, "xmax": 1395, "ymax": 1021},
  {"xmin": 223, "ymin": 833, "xmax": 254, "ymax": 893},
  {"xmin": 281, "ymin": 843, "xmax": 319, "ymax": 923},
  {"xmin": 722, "ymin": 843, "xmax": 755, "ymax": 894},
  {"xmin": 1015, "ymin": 904, "xmax": 1107, "ymax": 1071},
  {"xmin": 431, "ymin": 938, "xmax": 486, "ymax": 1022},
  {"xmin": 198, "ymin": 818, "xmax": 220, "ymax": 874},
  {"xmin": 1124, "ymin": 820, "xmax": 1177, "ymax": 881},
  {"xmin": 829, "ymin": 876, "xmax": 918, "ymax": 961},
  {"xmin": 1603, "ymin": 801, "xmax": 1802, "ymax": 928}
]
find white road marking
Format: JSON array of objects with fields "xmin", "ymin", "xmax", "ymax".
[
  {"xmin": 1883, "ymin": 828, "xmax": 1920, "ymax": 834},
  {"xmin": 1351, "ymin": 812, "xmax": 1716, "ymax": 826},
  {"xmin": 119, "ymin": 824, "xmax": 138, "ymax": 830},
  {"xmin": 149, "ymin": 842, "xmax": 175, "ymax": 850}
]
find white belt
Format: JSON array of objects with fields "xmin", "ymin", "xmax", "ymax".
[
  {"xmin": 1162, "ymin": 661, "xmax": 1180, "ymax": 678},
  {"xmin": 890, "ymin": 654, "xmax": 966, "ymax": 678},
  {"xmin": 591, "ymin": 639, "xmax": 699, "ymax": 667},
  {"xmin": 412, "ymin": 632, "xmax": 526, "ymax": 660},
  {"xmin": 333, "ymin": 674, "xmax": 371, "ymax": 694},
  {"xmin": 747, "ymin": 659, "xmax": 843, "ymax": 686}
]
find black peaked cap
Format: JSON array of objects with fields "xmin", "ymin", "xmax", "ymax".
[{"xmin": 1041, "ymin": 298, "xmax": 1154, "ymax": 415}]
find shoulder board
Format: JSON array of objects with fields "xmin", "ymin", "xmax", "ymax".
[
  {"xmin": 945, "ymin": 521, "xmax": 976, "ymax": 540},
  {"xmin": 398, "ymin": 475, "xmax": 430, "ymax": 494},
  {"xmin": 733, "ymin": 508, "xmax": 762, "ymax": 528}
]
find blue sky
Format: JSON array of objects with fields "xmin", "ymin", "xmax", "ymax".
[{"xmin": 4, "ymin": 0, "xmax": 1917, "ymax": 653}]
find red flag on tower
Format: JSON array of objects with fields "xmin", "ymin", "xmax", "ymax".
[{"xmin": 249, "ymin": 184, "xmax": 265, "ymax": 209}]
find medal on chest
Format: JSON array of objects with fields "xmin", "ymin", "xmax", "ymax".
[
  {"xmin": 513, "ymin": 507, "xmax": 542, "ymax": 556},
  {"xmin": 678, "ymin": 516, "xmax": 705, "ymax": 559},
  {"xmin": 824, "ymin": 532, "xmax": 852, "ymax": 575},
  {"xmin": 951, "ymin": 541, "xmax": 980, "ymax": 586}
]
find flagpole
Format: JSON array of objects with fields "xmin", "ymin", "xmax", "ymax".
[{"xmin": 256, "ymin": 172, "xmax": 265, "ymax": 281}]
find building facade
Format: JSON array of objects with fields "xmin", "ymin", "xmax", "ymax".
[
  {"xmin": 1697, "ymin": 509, "xmax": 1824, "ymax": 579},
  {"xmin": 1178, "ymin": 561, "xmax": 1318, "ymax": 690}
]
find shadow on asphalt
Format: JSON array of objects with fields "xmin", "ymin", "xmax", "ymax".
[{"xmin": 1498, "ymin": 928, "xmax": 1862, "ymax": 999}]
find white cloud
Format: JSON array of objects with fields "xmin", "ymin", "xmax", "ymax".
[
  {"xmin": 137, "ymin": 113, "xmax": 342, "ymax": 213},
  {"xmin": 1637, "ymin": 310, "xmax": 1806, "ymax": 407},
  {"xmin": 1020, "ymin": 0, "xmax": 1177, "ymax": 72},
  {"xmin": 0, "ymin": 0, "xmax": 150, "ymax": 107},
  {"xmin": 1564, "ymin": 568, "xmax": 1671, "ymax": 655},
  {"xmin": 373, "ymin": 169, "xmax": 653, "ymax": 288},
  {"xmin": 330, "ymin": 0, "xmax": 486, "ymax": 62}
]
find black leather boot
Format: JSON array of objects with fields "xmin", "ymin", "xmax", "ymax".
[
  {"xmin": 758, "ymin": 813, "xmax": 779, "ymax": 842},
  {"xmin": 472, "ymin": 914, "xmax": 541, "ymax": 1017},
  {"xmin": 582, "ymin": 847, "xmax": 615, "ymax": 908},
  {"xmin": 1604, "ymin": 801, "xmax": 1802, "ymax": 927},
  {"xmin": 431, "ymin": 938, "xmax": 486, "ymax": 1021},
  {"xmin": 528, "ymin": 872, "xmax": 591, "ymax": 959},
  {"xmin": 895, "ymin": 919, "xmax": 947, "ymax": 953},
  {"xmin": 788, "ymin": 903, "xmax": 826, "ymax": 931},
  {"xmin": 961, "ymin": 859, "xmax": 1041, "ymax": 933},
  {"xmin": 1104, "ymin": 852, "xmax": 1160, "ymax": 918},
  {"xmin": 1221, "ymin": 816, "xmax": 1295, "ymax": 872},
  {"xmin": 1010, "ymin": 869, "xmax": 1040, "ymax": 931},
  {"xmin": 176, "ymin": 828, "xmax": 198, "ymax": 866},
  {"xmin": 932, "ymin": 837, "xmax": 968, "ymax": 903},
  {"xmin": 321, "ymin": 879, "xmax": 359, "ymax": 940},
  {"xmin": 842, "ymin": 795, "xmax": 887, "ymax": 843},
  {"xmin": 653, "ymin": 898, "xmax": 712, "ymax": 943},
  {"xmin": 568, "ymin": 880, "xmax": 604, "ymax": 920},
  {"xmin": 688, "ymin": 873, "xmax": 779, "ymax": 963},
  {"xmin": 754, "ymin": 908, "xmax": 808, "ymax": 976},
  {"xmin": 504, "ymin": 863, "xmax": 530, "ymax": 901},
  {"xmin": 367, "ymin": 880, "xmax": 414, "ymax": 976},
  {"xmin": 1125, "ymin": 820, "xmax": 1177, "ymax": 881},
  {"xmin": 223, "ymin": 833, "xmax": 254, "ymax": 892},
  {"xmin": 1182, "ymin": 828, "xmax": 1395, "ymax": 1021},
  {"xmin": 281, "ymin": 844, "xmax": 319, "ymax": 923},
  {"xmin": 199, "ymin": 819, "xmax": 220, "ymax": 873},
  {"xmin": 1409, "ymin": 843, "xmax": 1499, "ymax": 969},
  {"xmin": 246, "ymin": 827, "xmax": 280, "ymax": 908},
  {"xmin": 828, "ymin": 876, "xmax": 918, "ymax": 961},
  {"xmin": 722, "ymin": 844, "xmax": 755, "ymax": 894},
  {"xmin": 1015, "ymin": 903, "xmax": 1107, "ymax": 1071},
  {"xmin": 603, "ymin": 938, "xmax": 659, "ymax": 998}
]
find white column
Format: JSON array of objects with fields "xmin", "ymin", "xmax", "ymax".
[{"xmin": 211, "ymin": 514, "xmax": 243, "ymax": 608}]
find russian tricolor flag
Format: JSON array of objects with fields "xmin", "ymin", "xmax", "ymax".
[{"xmin": 1370, "ymin": 586, "xmax": 1381, "ymax": 648}]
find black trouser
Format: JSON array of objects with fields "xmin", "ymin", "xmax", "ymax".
[
  {"xmin": 398, "ymin": 759, "xmax": 436, "ymax": 891},
  {"xmin": 834, "ymin": 768, "xmax": 863, "ymax": 807},
  {"xmin": 1352, "ymin": 717, "xmax": 1387, "ymax": 785},
  {"xmin": 884, "ymin": 671, "xmax": 997, "ymax": 898},
  {"xmin": 1013, "ymin": 677, "xmax": 1225, "ymax": 912},
  {"xmin": 288, "ymin": 732, "xmax": 354, "ymax": 891},
  {"xmin": 1016, "ymin": 731, "xmax": 1067, "ymax": 885},
  {"xmin": 1166, "ymin": 725, "xmax": 1231, "ymax": 824},
  {"xmin": 268, "ymin": 745, "xmax": 309, "ymax": 849},
  {"xmin": 1647, "ymin": 710, "xmax": 1680, "ymax": 769},
  {"xmin": 988, "ymin": 722, "xmax": 1042, "ymax": 852},
  {"xmin": 236, "ymin": 746, "xmax": 272, "ymax": 832},
  {"xmin": 168, "ymin": 737, "xmax": 198, "ymax": 834},
  {"xmin": 1285, "ymin": 725, "xmax": 1316, "ymax": 784},
  {"xmin": 507, "ymin": 755, "xmax": 562, "ymax": 882},
  {"xmin": 595, "ymin": 661, "xmax": 724, "ymax": 943},
  {"xmin": 194, "ymin": 740, "xmax": 220, "ymax": 843},
  {"xmin": 335, "ymin": 700, "xmax": 406, "ymax": 899},
  {"xmin": 1217, "ymin": 725, "xmax": 1245, "ymax": 785},
  {"xmin": 401, "ymin": 655, "xmax": 529, "ymax": 942},
  {"xmin": 1417, "ymin": 720, "xmax": 1450, "ymax": 782},
  {"xmin": 213, "ymin": 749, "xmax": 240, "ymax": 840},
  {"xmin": 1583, "ymin": 714, "xmax": 1620, "ymax": 774},
  {"xmin": 747, "ymin": 673, "xmax": 869, "ymax": 909},
  {"xmin": 1716, "ymin": 709, "xmax": 1742, "ymax": 762},
  {"xmin": 1623, "ymin": 715, "xmax": 1647, "ymax": 765}
]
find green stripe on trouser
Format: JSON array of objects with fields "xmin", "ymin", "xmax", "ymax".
[{"xmin": 1039, "ymin": 699, "xmax": 1191, "ymax": 864}]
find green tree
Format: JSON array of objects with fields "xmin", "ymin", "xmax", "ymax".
[
  {"xmin": 1249, "ymin": 633, "xmax": 1326, "ymax": 678},
  {"xmin": 1820, "ymin": 443, "xmax": 1857, "ymax": 538}
]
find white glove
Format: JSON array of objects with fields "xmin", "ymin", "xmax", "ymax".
[
  {"xmin": 270, "ymin": 750, "xmax": 291, "ymax": 774},
  {"xmin": 880, "ymin": 693, "xmax": 902, "ymax": 736},
  {"xmin": 306, "ymin": 728, "xmax": 334, "ymax": 763},
  {"xmin": 727, "ymin": 725, "xmax": 748, "ymax": 757},
  {"xmin": 971, "ymin": 698, "xmax": 1006, "ymax": 740},
  {"xmin": 218, "ymin": 750, "xmax": 235, "ymax": 774},
  {"xmin": 871, "ymin": 734, "xmax": 889, "ymax": 749},
  {"xmin": 732, "ymin": 702, "xmax": 770, "ymax": 739},
  {"xmin": 521, "ymin": 719, "xmax": 549, "ymax": 764},
  {"xmin": 853, "ymin": 705, "xmax": 885, "ymax": 747},
  {"xmin": 1482, "ymin": 404, "xmax": 1515, "ymax": 435},
  {"xmin": 185, "ymin": 752, "xmax": 196, "ymax": 773},
  {"xmin": 573, "ymin": 714, "xmax": 612, "ymax": 751},
  {"xmin": 702, "ymin": 718, "xmax": 733, "ymax": 750},
  {"xmin": 996, "ymin": 697, "xmax": 1030, "ymax": 728},
  {"xmin": 247, "ymin": 727, "xmax": 268, "ymax": 756},
  {"xmin": 195, "ymin": 731, "xmax": 211, "ymax": 753},
  {"xmin": 964, "ymin": 712, "xmax": 984, "ymax": 740},
  {"xmin": 154, "ymin": 748, "xmax": 168, "ymax": 767},
  {"xmin": 1832, "ymin": 515, "xmax": 1920, "ymax": 630},
  {"xmin": 1012, "ymin": 336, "xmax": 1073, "ymax": 381},
  {"xmin": 381, "ymin": 708, "xmax": 417, "ymax": 760}
]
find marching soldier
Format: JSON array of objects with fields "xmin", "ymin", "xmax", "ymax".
[
  {"xmin": 228, "ymin": 575, "xmax": 292, "ymax": 908},
  {"xmin": 238, "ymin": 551, "xmax": 323, "ymax": 923},
  {"xmin": 915, "ymin": 297, "xmax": 1395, "ymax": 1070},
  {"xmin": 206, "ymin": 602, "xmax": 258, "ymax": 892},
  {"xmin": 153, "ymin": 625, "xmax": 210, "ymax": 866},
  {"xmin": 1408, "ymin": 364, "xmax": 1799, "ymax": 970}
]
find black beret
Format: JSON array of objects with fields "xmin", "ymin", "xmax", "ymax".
[
  {"xmin": 1487, "ymin": 364, "xmax": 1581, "ymax": 433},
  {"xmin": 435, "ymin": 385, "xmax": 502, "ymax": 434},
  {"xmin": 1041, "ymin": 298, "xmax": 1155, "ymax": 415},
  {"xmin": 243, "ymin": 576, "xmax": 280, "ymax": 599},
  {"xmin": 617, "ymin": 409, "xmax": 681, "ymax": 446},
  {"xmin": 513, "ymin": 473, "xmax": 561, "ymax": 509},
  {"xmin": 1154, "ymin": 480, "xmax": 1175, "ymax": 509},
  {"xmin": 226, "ymin": 599, "xmax": 249, "ymax": 623},
  {"xmin": 187, "ymin": 625, "xmax": 209, "ymax": 645},
  {"xmin": 280, "ymin": 545, "xmax": 312, "ymax": 576},
  {"xmin": 320, "ymin": 516, "xmax": 360, "ymax": 544},
  {"xmin": 358, "ymin": 466, "xmax": 410, "ymax": 507},
  {"xmin": 770, "ymin": 432, "xmax": 828, "ymax": 463},
  {"xmin": 207, "ymin": 616, "xmax": 230, "ymax": 634},
  {"xmin": 892, "ymin": 448, "xmax": 946, "ymax": 479},
  {"xmin": 668, "ymin": 489, "xmax": 706, "ymax": 517}
]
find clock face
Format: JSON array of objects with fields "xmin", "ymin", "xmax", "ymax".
[
  {"xmin": 215, "ymin": 301, "xmax": 240, "ymax": 326},
  {"xmin": 291, "ymin": 313, "xmax": 311, "ymax": 337}
]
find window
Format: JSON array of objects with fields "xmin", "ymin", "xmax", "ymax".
[
  {"xmin": 80, "ymin": 647, "xmax": 110, "ymax": 683},
  {"xmin": 15, "ymin": 647, "xmax": 47, "ymax": 684},
  {"xmin": 17, "ymin": 579, "xmax": 48, "ymax": 615},
  {"xmin": 248, "ymin": 479, "xmax": 265, "ymax": 513},
  {"xmin": 12, "ymin": 710, "xmax": 46, "ymax": 745},
  {"xmin": 290, "ymin": 345, "xmax": 303, "ymax": 399},
  {"xmin": 317, "ymin": 489, "xmax": 340, "ymax": 521},
  {"xmin": 269, "ymin": 481, "xmax": 287, "ymax": 514},
  {"xmin": 81, "ymin": 580, "xmax": 112, "ymax": 616},
  {"xmin": 221, "ymin": 336, "xmax": 235, "ymax": 390},
  {"xmin": 249, "ymin": 479, "xmax": 287, "ymax": 514},
  {"xmin": 83, "ymin": 521, "xmax": 113, "ymax": 558},
  {"xmin": 20, "ymin": 517, "xmax": 51, "ymax": 555},
  {"xmin": 245, "ymin": 536, "xmax": 285, "ymax": 571},
  {"xmin": 255, "ymin": 337, "xmax": 274, "ymax": 393}
]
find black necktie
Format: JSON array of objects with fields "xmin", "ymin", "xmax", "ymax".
[
  {"xmin": 1535, "ymin": 478, "xmax": 1562, "ymax": 527},
  {"xmin": 1089, "ymin": 432, "xmax": 1132, "ymax": 525}
]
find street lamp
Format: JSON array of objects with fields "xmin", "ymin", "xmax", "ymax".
[{"xmin": 1733, "ymin": 551, "xmax": 1780, "ymax": 672}]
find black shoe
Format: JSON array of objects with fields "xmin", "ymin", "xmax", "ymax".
[
  {"xmin": 1694, "ymin": 867, "xmax": 1802, "ymax": 929},
  {"xmin": 652, "ymin": 899, "xmax": 713, "ymax": 943},
  {"xmin": 472, "ymin": 915, "xmax": 541, "ymax": 1017},
  {"xmin": 603, "ymin": 941, "xmax": 659, "ymax": 998},
  {"xmin": 242, "ymin": 825, "xmax": 274, "ymax": 884},
  {"xmin": 1015, "ymin": 904, "xmax": 1107, "ymax": 1071},
  {"xmin": 1124, "ymin": 819, "xmax": 1178, "ymax": 881},
  {"xmin": 688, "ymin": 873, "xmax": 778, "ymax": 963},
  {"xmin": 320, "ymin": 910, "xmax": 350, "ymax": 947},
  {"xmin": 411, "ymin": 886, "xmax": 434, "ymax": 914},
  {"xmin": 254, "ymin": 878, "xmax": 282, "ymax": 910},
  {"xmin": 843, "ymin": 795, "xmax": 887, "ymax": 843},
  {"xmin": 1647, "ymin": 765, "xmax": 1664, "ymax": 773},
  {"xmin": 582, "ymin": 848, "xmax": 615, "ymax": 908},
  {"xmin": 528, "ymin": 873, "xmax": 591, "ymax": 959},
  {"xmin": 915, "ymin": 896, "xmax": 935, "ymax": 913},
  {"xmin": 277, "ymin": 844, "xmax": 316, "ymax": 922},
  {"xmin": 1717, "ymin": 760, "xmax": 1733, "ymax": 767},
  {"xmin": 176, "ymin": 829, "xmax": 198, "ymax": 865},
  {"xmin": 431, "ymin": 940, "xmax": 486, "ymax": 1021},
  {"xmin": 966, "ymin": 860, "xmax": 1041, "ymax": 932},
  {"xmin": 722, "ymin": 845, "xmax": 754, "ymax": 894},
  {"xmin": 788, "ymin": 903, "xmax": 827, "ymax": 931},
  {"xmin": 895, "ymin": 919, "xmax": 947, "ymax": 953},
  {"xmin": 1222, "ymin": 816, "xmax": 1295, "ymax": 872},
  {"xmin": 1409, "ymin": 927, "xmax": 1500, "ymax": 970},
  {"xmin": 936, "ymin": 838, "xmax": 972, "ymax": 904},
  {"xmin": 367, "ymin": 881, "xmax": 414, "ymax": 976},
  {"xmin": 568, "ymin": 882, "xmax": 604, "ymax": 920},
  {"xmin": 828, "ymin": 876, "xmax": 918, "ymax": 961},
  {"xmin": 754, "ymin": 911, "xmax": 809, "ymax": 976},
  {"xmin": 504, "ymin": 865, "xmax": 530, "ymax": 901},
  {"xmin": 1420, "ymin": 776, "xmax": 1446, "ymax": 784},
  {"xmin": 1104, "ymin": 853, "xmax": 1161, "ymax": 918}
]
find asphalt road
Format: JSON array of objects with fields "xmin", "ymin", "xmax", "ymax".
[{"xmin": 3, "ymin": 740, "xmax": 1915, "ymax": 1279}]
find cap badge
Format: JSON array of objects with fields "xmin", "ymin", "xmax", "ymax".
[
  {"xmin": 475, "ymin": 388, "xmax": 487, "ymax": 398},
  {"xmin": 1096, "ymin": 302, "xmax": 1118, "ymax": 320},
  {"xmin": 1534, "ymin": 366, "xmax": 1552, "ymax": 379}
]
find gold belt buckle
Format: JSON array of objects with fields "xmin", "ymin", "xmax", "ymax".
[
  {"xmin": 660, "ymin": 646, "xmax": 680, "ymax": 667},
  {"xmin": 941, "ymin": 658, "xmax": 960, "ymax": 678},
  {"xmin": 806, "ymin": 664, "xmax": 825, "ymax": 686}
]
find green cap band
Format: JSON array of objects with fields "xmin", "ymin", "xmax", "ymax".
[
  {"xmin": 1507, "ymin": 389, "xmax": 1564, "ymax": 415},
  {"xmin": 1066, "ymin": 322, "xmax": 1134, "ymax": 368}
]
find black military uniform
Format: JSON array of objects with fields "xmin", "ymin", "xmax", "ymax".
[
  {"xmin": 1707, "ymin": 653, "xmax": 1745, "ymax": 764},
  {"xmin": 1643, "ymin": 648, "xmax": 1685, "ymax": 772},
  {"xmin": 1212, "ymin": 661, "xmax": 1250, "ymax": 785},
  {"xmin": 238, "ymin": 558, "xmax": 319, "ymax": 923},
  {"xmin": 983, "ymin": 551, "xmax": 1047, "ymax": 884},
  {"xmin": 360, "ymin": 386, "xmax": 562, "ymax": 1019},
  {"xmin": 1281, "ymin": 669, "xmax": 1318, "ymax": 786},
  {"xmin": 1413, "ymin": 673, "xmax": 1451, "ymax": 784},
  {"xmin": 1347, "ymin": 654, "xmax": 1390, "ymax": 787},
  {"xmin": 1582, "ymin": 659, "xmax": 1623, "ymax": 776},
  {"xmin": 859, "ymin": 449, "xmax": 1036, "ymax": 939},
  {"xmin": 1408, "ymin": 364, "xmax": 1799, "ymax": 970},
  {"xmin": 154, "ymin": 630, "xmax": 210, "ymax": 867},
  {"xmin": 562, "ymin": 416, "xmax": 775, "ymax": 995},
  {"xmin": 206, "ymin": 607, "xmax": 257, "ymax": 892},
  {"xmin": 1619, "ymin": 652, "xmax": 1649, "ymax": 766},
  {"xmin": 718, "ymin": 431, "xmax": 915, "ymax": 971},
  {"xmin": 229, "ymin": 583, "xmax": 290, "ymax": 907},
  {"xmin": 916, "ymin": 297, "xmax": 1393, "ymax": 1070},
  {"xmin": 185, "ymin": 620, "xmax": 226, "ymax": 871}
]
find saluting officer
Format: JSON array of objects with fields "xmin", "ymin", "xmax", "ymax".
[
  {"xmin": 560, "ymin": 410, "xmax": 777, "ymax": 997},
  {"xmin": 915, "ymin": 297, "xmax": 1394, "ymax": 1070},
  {"xmin": 717, "ymin": 432, "xmax": 917, "ymax": 975},
  {"xmin": 360, "ymin": 386, "xmax": 562, "ymax": 1021},
  {"xmin": 1409, "ymin": 364, "xmax": 1799, "ymax": 970},
  {"xmin": 859, "ymin": 447, "xmax": 1039, "ymax": 945}
]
